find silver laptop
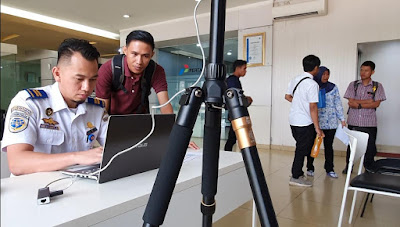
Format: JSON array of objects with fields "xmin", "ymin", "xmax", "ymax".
[{"xmin": 61, "ymin": 114, "xmax": 175, "ymax": 183}]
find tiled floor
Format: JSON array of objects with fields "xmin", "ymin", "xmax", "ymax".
[{"xmin": 196, "ymin": 143, "xmax": 400, "ymax": 227}]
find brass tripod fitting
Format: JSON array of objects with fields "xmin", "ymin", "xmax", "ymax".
[{"xmin": 231, "ymin": 116, "xmax": 256, "ymax": 149}]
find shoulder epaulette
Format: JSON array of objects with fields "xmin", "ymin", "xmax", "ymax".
[
  {"xmin": 87, "ymin": 97, "xmax": 105, "ymax": 108},
  {"xmin": 25, "ymin": 89, "xmax": 48, "ymax": 99}
]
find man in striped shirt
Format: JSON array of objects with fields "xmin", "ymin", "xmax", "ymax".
[{"xmin": 343, "ymin": 61, "xmax": 386, "ymax": 173}]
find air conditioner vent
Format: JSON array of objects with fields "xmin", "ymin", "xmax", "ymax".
[{"xmin": 272, "ymin": 0, "xmax": 327, "ymax": 20}]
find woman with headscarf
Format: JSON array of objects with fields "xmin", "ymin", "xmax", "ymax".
[{"xmin": 308, "ymin": 66, "xmax": 346, "ymax": 178}]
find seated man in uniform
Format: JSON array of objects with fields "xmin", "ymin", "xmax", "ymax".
[{"xmin": 1, "ymin": 38, "xmax": 108, "ymax": 176}]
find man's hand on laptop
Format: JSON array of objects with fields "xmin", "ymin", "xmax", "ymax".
[
  {"xmin": 75, "ymin": 147, "xmax": 103, "ymax": 165},
  {"xmin": 188, "ymin": 141, "xmax": 200, "ymax": 150}
]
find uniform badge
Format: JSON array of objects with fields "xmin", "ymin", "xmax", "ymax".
[
  {"xmin": 86, "ymin": 122, "xmax": 98, "ymax": 143},
  {"xmin": 9, "ymin": 116, "xmax": 28, "ymax": 133},
  {"xmin": 87, "ymin": 122, "xmax": 95, "ymax": 128},
  {"xmin": 45, "ymin": 108, "xmax": 53, "ymax": 117},
  {"xmin": 9, "ymin": 106, "xmax": 32, "ymax": 133},
  {"xmin": 40, "ymin": 118, "xmax": 60, "ymax": 130},
  {"xmin": 11, "ymin": 106, "xmax": 32, "ymax": 116},
  {"xmin": 102, "ymin": 110, "xmax": 109, "ymax": 122},
  {"xmin": 25, "ymin": 89, "xmax": 48, "ymax": 99}
]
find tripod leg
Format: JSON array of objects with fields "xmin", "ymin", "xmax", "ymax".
[
  {"xmin": 142, "ymin": 87, "xmax": 203, "ymax": 227},
  {"xmin": 200, "ymin": 0, "xmax": 227, "ymax": 225},
  {"xmin": 201, "ymin": 105, "xmax": 222, "ymax": 226},
  {"xmin": 226, "ymin": 88, "xmax": 279, "ymax": 227}
]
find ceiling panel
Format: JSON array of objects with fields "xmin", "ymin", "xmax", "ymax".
[
  {"xmin": 1, "ymin": 14, "xmax": 120, "ymax": 56},
  {"xmin": 1, "ymin": 0, "xmax": 266, "ymax": 57},
  {"xmin": 1, "ymin": 0, "xmax": 266, "ymax": 32}
]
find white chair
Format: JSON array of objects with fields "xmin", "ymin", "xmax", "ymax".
[{"xmin": 337, "ymin": 128, "xmax": 400, "ymax": 226}]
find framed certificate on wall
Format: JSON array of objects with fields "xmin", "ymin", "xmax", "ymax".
[{"xmin": 243, "ymin": 32, "xmax": 265, "ymax": 67}]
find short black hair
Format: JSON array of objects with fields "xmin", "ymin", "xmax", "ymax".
[
  {"xmin": 126, "ymin": 30, "xmax": 155, "ymax": 50},
  {"xmin": 233, "ymin": 60, "xmax": 247, "ymax": 71},
  {"xmin": 57, "ymin": 38, "xmax": 100, "ymax": 64},
  {"xmin": 302, "ymin": 55, "xmax": 321, "ymax": 72},
  {"xmin": 361, "ymin": 61, "xmax": 375, "ymax": 71}
]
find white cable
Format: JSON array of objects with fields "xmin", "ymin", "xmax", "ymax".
[
  {"xmin": 90, "ymin": 109, "xmax": 156, "ymax": 176},
  {"xmin": 45, "ymin": 175, "xmax": 78, "ymax": 191},
  {"xmin": 88, "ymin": 0, "xmax": 206, "ymax": 177},
  {"xmin": 43, "ymin": 0, "xmax": 206, "ymax": 192},
  {"xmin": 152, "ymin": 0, "xmax": 205, "ymax": 110},
  {"xmin": 191, "ymin": 0, "xmax": 206, "ymax": 88}
]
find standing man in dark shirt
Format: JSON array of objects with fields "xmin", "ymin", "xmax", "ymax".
[
  {"xmin": 224, "ymin": 60, "xmax": 253, "ymax": 151},
  {"xmin": 96, "ymin": 30, "xmax": 198, "ymax": 149},
  {"xmin": 96, "ymin": 30, "xmax": 173, "ymax": 115}
]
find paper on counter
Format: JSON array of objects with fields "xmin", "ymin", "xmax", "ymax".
[{"xmin": 183, "ymin": 150, "xmax": 202, "ymax": 163}]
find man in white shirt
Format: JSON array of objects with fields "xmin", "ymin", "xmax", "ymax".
[
  {"xmin": 285, "ymin": 55, "xmax": 324, "ymax": 187},
  {"xmin": 1, "ymin": 38, "xmax": 108, "ymax": 176}
]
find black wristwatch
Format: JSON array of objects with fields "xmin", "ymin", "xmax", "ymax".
[{"xmin": 358, "ymin": 104, "xmax": 362, "ymax": 109}]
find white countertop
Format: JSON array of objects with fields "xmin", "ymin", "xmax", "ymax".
[{"xmin": 1, "ymin": 150, "xmax": 251, "ymax": 227}]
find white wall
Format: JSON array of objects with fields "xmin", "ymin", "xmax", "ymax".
[
  {"xmin": 40, "ymin": 58, "xmax": 57, "ymax": 86},
  {"xmin": 359, "ymin": 40, "xmax": 400, "ymax": 147},
  {"xmin": 1, "ymin": 43, "xmax": 17, "ymax": 56},
  {"xmin": 120, "ymin": 1, "xmax": 274, "ymax": 145},
  {"xmin": 272, "ymin": 0, "xmax": 400, "ymax": 148},
  {"xmin": 239, "ymin": 26, "xmax": 273, "ymax": 145},
  {"xmin": 120, "ymin": 2, "xmax": 273, "ymax": 45}
]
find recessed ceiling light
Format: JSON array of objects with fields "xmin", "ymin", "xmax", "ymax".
[
  {"xmin": 1, "ymin": 34, "xmax": 20, "ymax": 42},
  {"xmin": 123, "ymin": 14, "xmax": 130, "ymax": 18},
  {"xmin": 227, "ymin": 52, "xmax": 232, "ymax": 56}
]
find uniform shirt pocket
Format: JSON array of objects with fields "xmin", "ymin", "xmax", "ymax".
[{"xmin": 36, "ymin": 129, "xmax": 65, "ymax": 154}]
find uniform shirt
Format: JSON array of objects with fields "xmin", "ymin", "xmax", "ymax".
[
  {"xmin": 96, "ymin": 57, "xmax": 168, "ymax": 115},
  {"xmin": 226, "ymin": 75, "xmax": 242, "ymax": 89},
  {"xmin": 344, "ymin": 80, "xmax": 386, "ymax": 127},
  {"xmin": 1, "ymin": 83, "xmax": 108, "ymax": 154},
  {"xmin": 318, "ymin": 85, "xmax": 345, "ymax": 130},
  {"xmin": 286, "ymin": 72, "xmax": 319, "ymax": 126}
]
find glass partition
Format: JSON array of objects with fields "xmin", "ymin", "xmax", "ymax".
[
  {"xmin": 158, "ymin": 38, "xmax": 238, "ymax": 139},
  {"xmin": 1, "ymin": 57, "xmax": 41, "ymax": 110},
  {"xmin": 1, "ymin": 54, "xmax": 17, "ymax": 111}
]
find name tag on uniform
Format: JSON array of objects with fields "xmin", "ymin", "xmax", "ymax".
[{"xmin": 40, "ymin": 118, "xmax": 60, "ymax": 130}]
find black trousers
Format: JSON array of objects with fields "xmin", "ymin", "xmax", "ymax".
[
  {"xmin": 224, "ymin": 126, "xmax": 237, "ymax": 151},
  {"xmin": 323, "ymin": 129, "xmax": 337, "ymax": 172},
  {"xmin": 346, "ymin": 125, "xmax": 378, "ymax": 169},
  {"xmin": 306, "ymin": 129, "xmax": 337, "ymax": 173},
  {"xmin": 291, "ymin": 124, "xmax": 316, "ymax": 178}
]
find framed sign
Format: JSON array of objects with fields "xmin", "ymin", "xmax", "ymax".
[{"xmin": 243, "ymin": 32, "xmax": 265, "ymax": 67}]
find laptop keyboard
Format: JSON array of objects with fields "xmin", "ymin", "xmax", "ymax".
[{"xmin": 80, "ymin": 167, "xmax": 100, "ymax": 174}]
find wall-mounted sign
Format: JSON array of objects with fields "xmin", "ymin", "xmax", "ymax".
[{"xmin": 243, "ymin": 32, "xmax": 265, "ymax": 67}]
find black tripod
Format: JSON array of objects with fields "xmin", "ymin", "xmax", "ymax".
[{"xmin": 142, "ymin": 0, "xmax": 278, "ymax": 226}]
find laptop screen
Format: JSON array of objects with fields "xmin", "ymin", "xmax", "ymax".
[{"xmin": 98, "ymin": 114, "xmax": 175, "ymax": 183}]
